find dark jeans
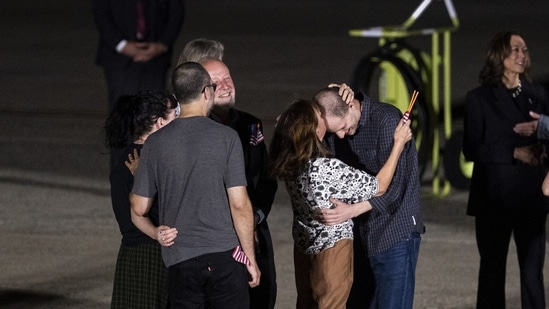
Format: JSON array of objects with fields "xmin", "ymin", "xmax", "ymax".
[
  {"xmin": 368, "ymin": 231, "xmax": 421, "ymax": 309},
  {"xmin": 347, "ymin": 231, "xmax": 421, "ymax": 309},
  {"xmin": 167, "ymin": 249, "xmax": 249, "ymax": 309}
]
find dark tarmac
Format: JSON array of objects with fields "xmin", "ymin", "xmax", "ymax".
[{"xmin": 1, "ymin": 1, "xmax": 549, "ymax": 308}]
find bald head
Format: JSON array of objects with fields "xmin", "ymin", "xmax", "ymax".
[{"xmin": 313, "ymin": 87, "xmax": 349, "ymax": 118}]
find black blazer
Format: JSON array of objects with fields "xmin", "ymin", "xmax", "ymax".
[
  {"xmin": 210, "ymin": 109, "xmax": 278, "ymax": 258},
  {"xmin": 463, "ymin": 81, "xmax": 549, "ymax": 216},
  {"xmin": 92, "ymin": 0, "xmax": 184, "ymax": 69}
]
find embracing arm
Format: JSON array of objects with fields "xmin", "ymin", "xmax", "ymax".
[
  {"xmin": 130, "ymin": 193, "xmax": 177, "ymax": 246},
  {"xmin": 375, "ymin": 120, "xmax": 412, "ymax": 195},
  {"xmin": 315, "ymin": 198, "xmax": 371, "ymax": 226},
  {"xmin": 317, "ymin": 120, "xmax": 411, "ymax": 225}
]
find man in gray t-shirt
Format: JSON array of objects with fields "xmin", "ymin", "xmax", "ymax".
[{"xmin": 130, "ymin": 62, "xmax": 260, "ymax": 308}]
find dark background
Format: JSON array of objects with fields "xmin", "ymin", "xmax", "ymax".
[
  {"xmin": 1, "ymin": 1, "xmax": 548, "ymax": 308},
  {"xmin": 2, "ymin": 0, "xmax": 549, "ymax": 179}
]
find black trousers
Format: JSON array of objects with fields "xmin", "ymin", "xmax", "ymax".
[
  {"xmin": 104, "ymin": 61, "xmax": 168, "ymax": 112},
  {"xmin": 167, "ymin": 250, "xmax": 250, "ymax": 309},
  {"xmin": 475, "ymin": 212, "xmax": 546, "ymax": 309}
]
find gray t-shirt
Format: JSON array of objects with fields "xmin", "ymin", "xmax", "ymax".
[{"xmin": 132, "ymin": 116, "xmax": 247, "ymax": 267}]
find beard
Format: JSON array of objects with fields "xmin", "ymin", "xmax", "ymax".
[{"xmin": 212, "ymin": 97, "xmax": 235, "ymax": 111}]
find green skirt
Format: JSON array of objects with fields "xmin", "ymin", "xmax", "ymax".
[{"xmin": 111, "ymin": 242, "xmax": 168, "ymax": 309}]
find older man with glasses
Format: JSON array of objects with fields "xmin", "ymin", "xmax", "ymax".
[{"xmin": 199, "ymin": 57, "xmax": 279, "ymax": 309}]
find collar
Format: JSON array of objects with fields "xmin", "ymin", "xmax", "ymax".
[
  {"xmin": 209, "ymin": 107, "xmax": 240, "ymax": 127},
  {"xmin": 356, "ymin": 92, "xmax": 368, "ymax": 128}
]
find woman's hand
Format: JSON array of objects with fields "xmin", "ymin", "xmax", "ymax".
[
  {"xmin": 394, "ymin": 119, "xmax": 413, "ymax": 147},
  {"xmin": 157, "ymin": 226, "xmax": 178, "ymax": 247},
  {"xmin": 125, "ymin": 148, "xmax": 140, "ymax": 175},
  {"xmin": 514, "ymin": 144, "xmax": 546, "ymax": 166}
]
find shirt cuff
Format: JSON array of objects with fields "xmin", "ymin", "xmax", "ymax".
[
  {"xmin": 255, "ymin": 209, "xmax": 266, "ymax": 224},
  {"xmin": 116, "ymin": 40, "xmax": 127, "ymax": 53},
  {"xmin": 538, "ymin": 114, "xmax": 549, "ymax": 140}
]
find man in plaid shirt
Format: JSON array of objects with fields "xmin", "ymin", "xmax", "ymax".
[{"xmin": 314, "ymin": 86, "xmax": 424, "ymax": 309}]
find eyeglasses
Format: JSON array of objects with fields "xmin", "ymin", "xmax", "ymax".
[
  {"xmin": 174, "ymin": 101, "xmax": 181, "ymax": 118},
  {"xmin": 202, "ymin": 83, "xmax": 217, "ymax": 93}
]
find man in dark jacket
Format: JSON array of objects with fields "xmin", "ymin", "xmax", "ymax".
[
  {"xmin": 200, "ymin": 57, "xmax": 279, "ymax": 309},
  {"xmin": 92, "ymin": 0, "xmax": 184, "ymax": 112}
]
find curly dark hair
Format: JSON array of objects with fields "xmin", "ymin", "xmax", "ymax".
[{"xmin": 104, "ymin": 90, "xmax": 177, "ymax": 149}]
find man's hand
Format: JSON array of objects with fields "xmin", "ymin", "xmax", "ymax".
[
  {"xmin": 133, "ymin": 42, "xmax": 168, "ymax": 62},
  {"xmin": 120, "ymin": 41, "xmax": 149, "ymax": 59},
  {"xmin": 315, "ymin": 198, "xmax": 372, "ymax": 225},
  {"xmin": 513, "ymin": 111, "xmax": 540, "ymax": 137},
  {"xmin": 247, "ymin": 263, "xmax": 261, "ymax": 288},
  {"xmin": 328, "ymin": 83, "xmax": 354, "ymax": 104}
]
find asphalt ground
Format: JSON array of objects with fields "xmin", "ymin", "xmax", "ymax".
[{"xmin": 2, "ymin": 1, "xmax": 549, "ymax": 308}]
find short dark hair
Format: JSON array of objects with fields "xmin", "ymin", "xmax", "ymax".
[
  {"xmin": 312, "ymin": 87, "xmax": 349, "ymax": 118},
  {"xmin": 171, "ymin": 62, "xmax": 211, "ymax": 104}
]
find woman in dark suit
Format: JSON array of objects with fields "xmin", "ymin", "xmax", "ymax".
[{"xmin": 464, "ymin": 31, "xmax": 549, "ymax": 309}]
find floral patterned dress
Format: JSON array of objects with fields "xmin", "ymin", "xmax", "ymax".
[{"xmin": 285, "ymin": 157, "xmax": 378, "ymax": 254}]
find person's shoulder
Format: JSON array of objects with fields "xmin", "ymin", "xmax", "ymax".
[
  {"xmin": 361, "ymin": 93, "xmax": 400, "ymax": 114},
  {"xmin": 311, "ymin": 157, "xmax": 346, "ymax": 168},
  {"xmin": 466, "ymin": 83, "xmax": 495, "ymax": 101},
  {"xmin": 467, "ymin": 84, "xmax": 485, "ymax": 93},
  {"xmin": 525, "ymin": 80, "xmax": 548, "ymax": 93},
  {"xmin": 233, "ymin": 108, "xmax": 262, "ymax": 124},
  {"xmin": 207, "ymin": 118, "xmax": 240, "ymax": 136},
  {"xmin": 367, "ymin": 98, "xmax": 401, "ymax": 121}
]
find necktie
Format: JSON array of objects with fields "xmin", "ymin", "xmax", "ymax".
[{"xmin": 136, "ymin": 0, "xmax": 146, "ymax": 40}]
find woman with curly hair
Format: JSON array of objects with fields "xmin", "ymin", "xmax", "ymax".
[{"xmin": 105, "ymin": 90, "xmax": 179, "ymax": 308}]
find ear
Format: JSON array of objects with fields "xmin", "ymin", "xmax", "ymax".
[
  {"xmin": 155, "ymin": 117, "xmax": 165, "ymax": 129},
  {"xmin": 203, "ymin": 88, "xmax": 214, "ymax": 101},
  {"xmin": 348, "ymin": 99, "xmax": 358, "ymax": 110}
]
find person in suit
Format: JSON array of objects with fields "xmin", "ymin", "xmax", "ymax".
[
  {"xmin": 198, "ymin": 57, "xmax": 279, "ymax": 309},
  {"xmin": 92, "ymin": 0, "xmax": 185, "ymax": 112},
  {"xmin": 463, "ymin": 31, "xmax": 549, "ymax": 309}
]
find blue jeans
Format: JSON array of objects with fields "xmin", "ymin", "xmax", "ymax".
[{"xmin": 368, "ymin": 232, "xmax": 421, "ymax": 309}]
